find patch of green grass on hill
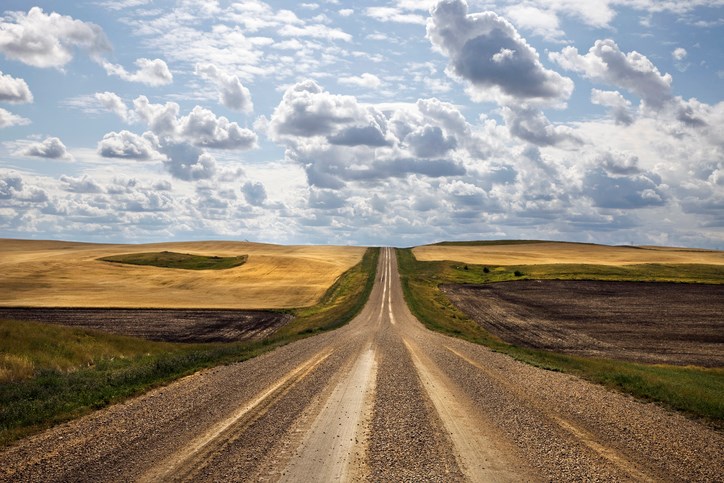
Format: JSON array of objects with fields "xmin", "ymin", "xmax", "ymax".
[
  {"xmin": 100, "ymin": 251, "xmax": 248, "ymax": 270},
  {"xmin": 0, "ymin": 248, "xmax": 379, "ymax": 447},
  {"xmin": 396, "ymin": 248, "xmax": 724, "ymax": 426}
]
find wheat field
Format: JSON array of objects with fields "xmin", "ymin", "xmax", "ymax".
[
  {"xmin": 413, "ymin": 241, "xmax": 724, "ymax": 266},
  {"xmin": 0, "ymin": 239, "xmax": 365, "ymax": 309}
]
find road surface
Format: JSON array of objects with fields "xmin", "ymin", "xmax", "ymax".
[{"xmin": 1, "ymin": 248, "xmax": 722, "ymax": 481}]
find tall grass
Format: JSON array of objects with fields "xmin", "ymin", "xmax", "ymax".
[
  {"xmin": 0, "ymin": 248, "xmax": 379, "ymax": 446},
  {"xmin": 396, "ymin": 248, "xmax": 724, "ymax": 426}
]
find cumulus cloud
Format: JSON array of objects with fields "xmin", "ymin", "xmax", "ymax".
[
  {"xmin": 583, "ymin": 167, "xmax": 665, "ymax": 209},
  {"xmin": 0, "ymin": 7, "xmax": 110, "ymax": 68},
  {"xmin": 98, "ymin": 130, "xmax": 161, "ymax": 160},
  {"xmin": 269, "ymin": 80, "xmax": 374, "ymax": 139},
  {"xmin": 427, "ymin": 0, "xmax": 573, "ymax": 105},
  {"xmin": 338, "ymin": 73, "xmax": 382, "ymax": 89},
  {"xmin": 550, "ymin": 39, "xmax": 672, "ymax": 109},
  {"xmin": 23, "ymin": 137, "xmax": 72, "ymax": 159},
  {"xmin": 0, "ymin": 174, "xmax": 23, "ymax": 199},
  {"xmin": 405, "ymin": 125, "xmax": 457, "ymax": 158},
  {"xmin": 504, "ymin": 4, "xmax": 563, "ymax": 40},
  {"xmin": 180, "ymin": 106, "xmax": 257, "ymax": 150},
  {"xmin": 95, "ymin": 91, "xmax": 131, "ymax": 122},
  {"xmin": 102, "ymin": 58, "xmax": 173, "ymax": 86},
  {"xmin": 133, "ymin": 96, "xmax": 181, "ymax": 136},
  {"xmin": 0, "ymin": 71, "xmax": 32, "ymax": 103},
  {"xmin": 328, "ymin": 125, "xmax": 389, "ymax": 147},
  {"xmin": 60, "ymin": 175, "xmax": 103, "ymax": 193},
  {"xmin": 597, "ymin": 151, "xmax": 642, "ymax": 176},
  {"xmin": 501, "ymin": 105, "xmax": 581, "ymax": 146},
  {"xmin": 0, "ymin": 107, "xmax": 30, "ymax": 128},
  {"xmin": 161, "ymin": 143, "xmax": 217, "ymax": 181},
  {"xmin": 242, "ymin": 181, "xmax": 267, "ymax": 206},
  {"xmin": 195, "ymin": 63, "xmax": 253, "ymax": 113},
  {"xmin": 95, "ymin": 93, "xmax": 256, "ymax": 181},
  {"xmin": 672, "ymin": 47, "xmax": 687, "ymax": 61},
  {"xmin": 591, "ymin": 89, "xmax": 634, "ymax": 125}
]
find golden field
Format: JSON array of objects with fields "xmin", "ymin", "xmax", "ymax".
[
  {"xmin": 0, "ymin": 239, "xmax": 365, "ymax": 309},
  {"xmin": 413, "ymin": 241, "xmax": 724, "ymax": 266}
]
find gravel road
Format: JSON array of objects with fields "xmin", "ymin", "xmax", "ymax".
[{"xmin": 1, "ymin": 247, "xmax": 722, "ymax": 481}]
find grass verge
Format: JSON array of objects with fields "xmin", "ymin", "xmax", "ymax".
[
  {"xmin": 100, "ymin": 251, "xmax": 248, "ymax": 270},
  {"xmin": 396, "ymin": 248, "xmax": 724, "ymax": 426},
  {"xmin": 0, "ymin": 247, "xmax": 379, "ymax": 447}
]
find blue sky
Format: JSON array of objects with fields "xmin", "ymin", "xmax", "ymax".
[{"xmin": 0, "ymin": 0, "xmax": 722, "ymax": 248}]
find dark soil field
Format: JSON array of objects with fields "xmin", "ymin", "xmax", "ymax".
[
  {"xmin": 0, "ymin": 308, "xmax": 292, "ymax": 343},
  {"xmin": 443, "ymin": 281, "xmax": 724, "ymax": 367}
]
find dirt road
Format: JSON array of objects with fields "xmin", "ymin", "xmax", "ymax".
[{"xmin": 1, "ymin": 248, "xmax": 722, "ymax": 481}]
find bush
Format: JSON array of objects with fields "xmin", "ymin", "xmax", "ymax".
[
  {"xmin": 514, "ymin": 270, "xmax": 523, "ymax": 277},
  {"xmin": 483, "ymin": 267, "xmax": 490, "ymax": 273}
]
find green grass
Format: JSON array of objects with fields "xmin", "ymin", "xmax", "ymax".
[
  {"xmin": 0, "ymin": 248, "xmax": 379, "ymax": 446},
  {"xmin": 396, "ymin": 248, "xmax": 724, "ymax": 426},
  {"xmin": 100, "ymin": 251, "xmax": 248, "ymax": 270}
]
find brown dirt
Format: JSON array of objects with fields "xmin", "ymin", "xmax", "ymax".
[
  {"xmin": 443, "ymin": 280, "xmax": 724, "ymax": 366},
  {"xmin": 0, "ymin": 308, "xmax": 291, "ymax": 343}
]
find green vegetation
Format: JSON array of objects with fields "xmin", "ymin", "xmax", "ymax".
[
  {"xmin": 396, "ymin": 248, "xmax": 724, "ymax": 425},
  {"xmin": 100, "ymin": 251, "xmax": 248, "ymax": 270},
  {"xmin": 0, "ymin": 248, "xmax": 379, "ymax": 446}
]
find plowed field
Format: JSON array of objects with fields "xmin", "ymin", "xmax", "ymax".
[{"xmin": 443, "ymin": 280, "xmax": 724, "ymax": 366}]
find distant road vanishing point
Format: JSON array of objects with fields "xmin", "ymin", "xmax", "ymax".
[{"xmin": 1, "ymin": 248, "xmax": 722, "ymax": 481}]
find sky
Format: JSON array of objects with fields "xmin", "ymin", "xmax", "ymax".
[{"xmin": 0, "ymin": 0, "xmax": 722, "ymax": 248}]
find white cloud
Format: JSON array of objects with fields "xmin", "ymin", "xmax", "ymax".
[
  {"xmin": 591, "ymin": 88, "xmax": 634, "ymax": 125},
  {"xmin": 504, "ymin": 5, "xmax": 564, "ymax": 40},
  {"xmin": 0, "ymin": 7, "xmax": 110, "ymax": 68},
  {"xmin": 23, "ymin": 137, "xmax": 72, "ymax": 160},
  {"xmin": 338, "ymin": 73, "xmax": 382, "ymax": 89},
  {"xmin": 365, "ymin": 7, "xmax": 426, "ymax": 25},
  {"xmin": 97, "ymin": 0, "xmax": 153, "ymax": 10},
  {"xmin": 95, "ymin": 91, "xmax": 131, "ymax": 122},
  {"xmin": 0, "ymin": 108, "xmax": 29, "ymax": 128},
  {"xmin": 98, "ymin": 130, "xmax": 162, "ymax": 160},
  {"xmin": 0, "ymin": 71, "xmax": 32, "ymax": 103},
  {"xmin": 161, "ymin": 143, "xmax": 217, "ymax": 181},
  {"xmin": 180, "ymin": 106, "xmax": 257, "ymax": 150},
  {"xmin": 60, "ymin": 175, "xmax": 103, "ymax": 193},
  {"xmin": 550, "ymin": 39, "xmax": 672, "ymax": 109},
  {"xmin": 672, "ymin": 47, "xmax": 687, "ymax": 61},
  {"xmin": 339, "ymin": 9, "xmax": 354, "ymax": 17},
  {"xmin": 22, "ymin": 137, "xmax": 73, "ymax": 159},
  {"xmin": 242, "ymin": 181, "xmax": 267, "ymax": 206},
  {"xmin": 427, "ymin": 0, "xmax": 573, "ymax": 105},
  {"xmin": 269, "ymin": 79, "xmax": 373, "ymax": 139},
  {"xmin": 102, "ymin": 58, "xmax": 173, "ymax": 86},
  {"xmin": 195, "ymin": 63, "xmax": 254, "ymax": 113},
  {"xmin": 501, "ymin": 105, "xmax": 581, "ymax": 146}
]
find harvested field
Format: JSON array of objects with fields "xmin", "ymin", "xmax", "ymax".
[
  {"xmin": 0, "ymin": 239, "xmax": 365, "ymax": 309},
  {"xmin": 415, "ymin": 241, "xmax": 724, "ymax": 266},
  {"xmin": 443, "ymin": 281, "xmax": 724, "ymax": 367},
  {"xmin": 0, "ymin": 308, "xmax": 291, "ymax": 343}
]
